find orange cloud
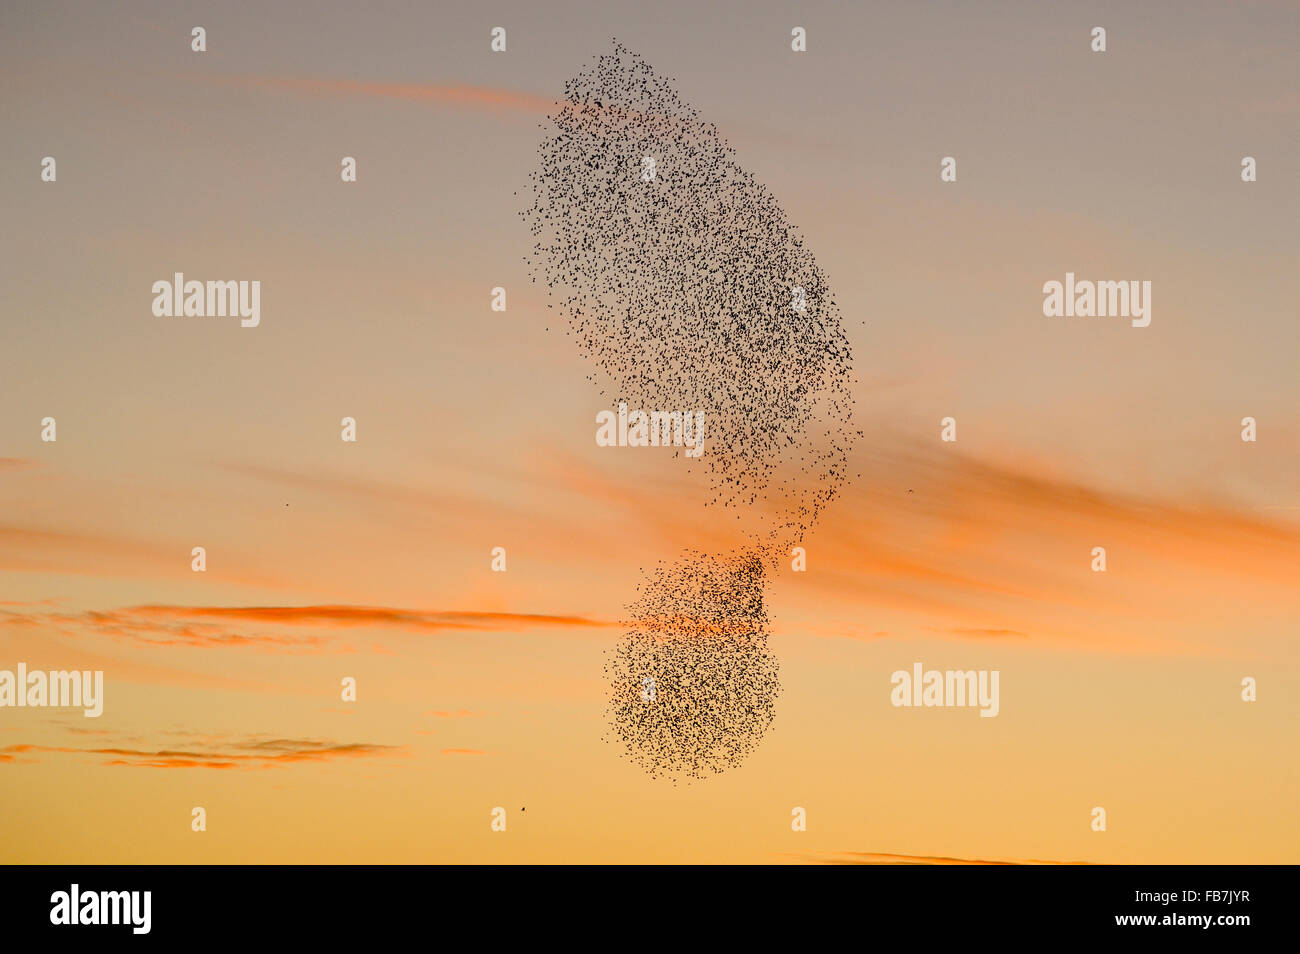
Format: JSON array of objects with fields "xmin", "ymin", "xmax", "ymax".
[
  {"xmin": 2, "ymin": 604, "xmax": 617, "ymax": 655},
  {"xmin": 930, "ymin": 627, "xmax": 1028, "ymax": 639},
  {"xmin": 10, "ymin": 431, "xmax": 1298, "ymax": 662},
  {"xmin": 0, "ymin": 524, "xmax": 171, "ymax": 576},
  {"xmin": 793, "ymin": 850, "xmax": 1082, "ymax": 865},
  {"xmin": 123, "ymin": 604, "xmax": 615, "ymax": 634},
  {"xmin": 2, "ymin": 737, "xmax": 404, "ymax": 771},
  {"xmin": 774, "ymin": 436, "xmax": 1300, "ymax": 656},
  {"xmin": 198, "ymin": 73, "xmax": 734, "ymax": 135},
  {"xmin": 0, "ymin": 523, "xmax": 285, "ymax": 588},
  {"xmin": 205, "ymin": 75, "xmax": 556, "ymax": 117}
]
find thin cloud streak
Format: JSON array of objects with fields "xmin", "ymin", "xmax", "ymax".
[
  {"xmin": 125, "ymin": 604, "xmax": 616, "ymax": 631},
  {"xmin": 2, "ymin": 737, "xmax": 404, "ymax": 771},
  {"xmin": 204, "ymin": 74, "xmax": 556, "ymax": 115},
  {"xmin": 792, "ymin": 850, "xmax": 1083, "ymax": 865},
  {"xmin": 2, "ymin": 604, "xmax": 618, "ymax": 654}
]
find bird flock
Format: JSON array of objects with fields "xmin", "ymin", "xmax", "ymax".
[
  {"xmin": 524, "ymin": 42, "xmax": 858, "ymax": 781},
  {"xmin": 602, "ymin": 550, "xmax": 779, "ymax": 781}
]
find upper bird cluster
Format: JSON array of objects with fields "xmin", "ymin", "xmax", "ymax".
[{"xmin": 523, "ymin": 41, "xmax": 858, "ymax": 560}]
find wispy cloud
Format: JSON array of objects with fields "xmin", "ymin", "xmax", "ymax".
[
  {"xmin": 0, "ymin": 523, "xmax": 282, "ymax": 588},
  {"xmin": 930, "ymin": 627, "xmax": 1028, "ymax": 639},
  {"xmin": 791, "ymin": 850, "xmax": 1082, "ymax": 865},
  {"xmin": 193, "ymin": 72, "xmax": 813, "ymax": 151},
  {"xmin": 2, "ymin": 735, "xmax": 404, "ymax": 770},
  {"xmin": 125, "ymin": 604, "xmax": 614, "ymax": 631},
  {"xmin": 204, "ymin": 75, "xmax": 556, "ymax": 116},
  {"xmin": 9, "ymin": 434, "xmax": 1299, "ymax": 660},
  {"xmin": 1, "ymin": 604, "xmax": 617, "ymax": 654},
  {"xmin": 779, "ymin": 436, "xmax": 1300, "ymax": 655}
]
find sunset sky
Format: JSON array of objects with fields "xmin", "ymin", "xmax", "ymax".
[{"xmin": 2, "ymin": 0, "xmax": 1297, "ymax": 863}]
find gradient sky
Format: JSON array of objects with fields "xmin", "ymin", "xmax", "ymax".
[{"xmin": 2, "ymin": 0, "xmax": 1297, "ymax": 863}]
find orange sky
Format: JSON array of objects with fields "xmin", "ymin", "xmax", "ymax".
[{"xmin": 2, "ymin": 0, "xmax": 1297, "ymax": 863}]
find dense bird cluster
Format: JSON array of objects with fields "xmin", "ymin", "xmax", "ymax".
[
  {"xmin": 602, "ymin": 551, "xmax": 779, "ymax": 782},
  {"xmin": 523, "ymin": 42, "xmax": 857, "ymax": 544},
  {"xmin": 524, "ymin": 43, "xmax": 856, "ymax": 780}
]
